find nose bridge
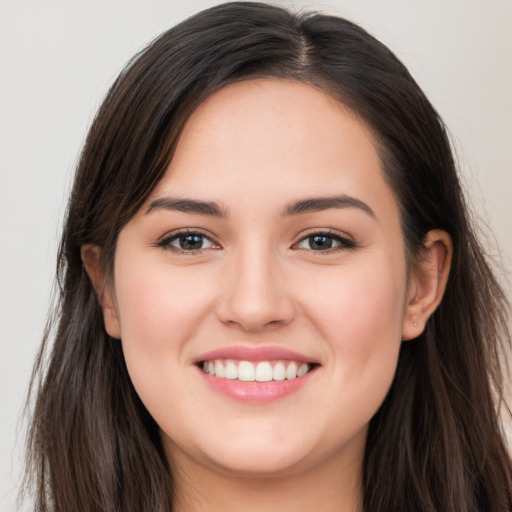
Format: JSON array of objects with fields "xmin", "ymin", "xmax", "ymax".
[{"xmin": 217, "ymin": 236, "xmax": 294, "ymax": 331}]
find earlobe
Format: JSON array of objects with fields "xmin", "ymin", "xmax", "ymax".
[
  {"xmin": 402, "ymin": 230, "xmax": 453, "ymax": 341},
  {"xmin": 81, "ymin": 244, "xmax": 121, "ymax": 339}
]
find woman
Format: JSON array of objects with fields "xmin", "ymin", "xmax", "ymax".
[{"xmin": 26, "ymin": 2, "xmax": 512, "ymax": 511}]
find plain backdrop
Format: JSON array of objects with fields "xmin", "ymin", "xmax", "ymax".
[{"xmin": 1, "ymin": 1, "xmax": 511, "ymax": 510}]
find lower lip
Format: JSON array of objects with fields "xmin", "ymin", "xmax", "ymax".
[{"xmin": 196, "ymin": 366, "xmax": 316, "ymax": 403}]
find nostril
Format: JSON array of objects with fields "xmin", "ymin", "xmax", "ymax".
[{"xmin": 215, "ymin": 277, "xmax": 296, "ymax": 332}]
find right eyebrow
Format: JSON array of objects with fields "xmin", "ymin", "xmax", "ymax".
[{"xmin": 145, "ymin": 197, "xmax": 228, "ymax": 217}]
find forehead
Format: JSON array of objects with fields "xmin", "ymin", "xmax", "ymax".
[{"xmin": 147, "ymin": 79, "xmax": 398, "ymax": 221}]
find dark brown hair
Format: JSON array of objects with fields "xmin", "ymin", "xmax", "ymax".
[{"xmin": 25, "ymin": 2, "xmax": 512, "ymax": 511}]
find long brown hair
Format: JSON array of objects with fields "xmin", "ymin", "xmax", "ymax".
[{"xmin": 25, "ymin": 2, "xmax": 512, "ymax": 511}]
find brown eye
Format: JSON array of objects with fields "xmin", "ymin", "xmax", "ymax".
[
  {"xmin": 306, "ymin": 235, "xmax": 335, "ymax": 250},
  {"xmin": 175, "ymin": 234, "xmax": 207, "ymax": 250},
  {"xmin": 295, "ymin": 232, "xmax": 356, "ymax": 252},
  {"xmin": 158, "ymin": 231, "xmax": 218, "ymax": 252}
]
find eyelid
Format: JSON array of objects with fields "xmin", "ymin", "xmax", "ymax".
[
  {"xmin": 154, "ymin": 227, "xmax": 356, "ymax": 254},
  {"xmin": 155, "ymin": 228, "xmax": 221, "ymax": 252},
  {"xmin": 291, "ymin": 229, "xmax": 357, "ymax": 252}
]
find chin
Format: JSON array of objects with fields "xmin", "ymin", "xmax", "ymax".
[
  {"xmin": 203, "ymin": 444, "xmax": 312, "ymax": 478},
  {"xmin": 163, "ymin": 425, "xmax": 317, "ymax": 478}
]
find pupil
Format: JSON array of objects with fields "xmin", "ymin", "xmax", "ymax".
[
  {"xmin": 180, "ymin": 234, "xmax": 203, "ymax": 250},
  {"xmin": 310, "ymin": 235, "xmax": 332, "ymax": 250}
]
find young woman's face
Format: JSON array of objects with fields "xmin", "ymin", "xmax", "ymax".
[{"xmin": 108, "ymin": 80, "xmax": 411, "ymax": 478}]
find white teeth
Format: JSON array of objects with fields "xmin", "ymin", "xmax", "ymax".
[
  {"xmin": 255, "ymin": 361, "xmax": 273, "ymax": 382},
  {"xmin": 297, "ymin": 363, "xmax": 309, "ymax": 377},
  {"xmin": 225, "ymin": 361, "xmax": 238, "ymax": 379},
  {"xmin": 214, "ymin": 360, "xmax": 225, "ymax": 378},
  {"xmin": 273, "ymin": 362, "xmax": 286, "ymax": 381},
  {"xmin": 286, "ymin": 361, "xmax": 298, "ymax": 380},
  {"xmin": 238, "ymin": 361, "xmax": 255, "ymax": 381},
  {"xmin": 201, "ymin": 359, "xmax": 312, "ymax": 381}
]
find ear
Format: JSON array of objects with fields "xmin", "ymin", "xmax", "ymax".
[
  {"xmin": 81, "ymin": 244, "xmax": 121, "ymax": 339},
  {"xmin": 402, "ymin": 230, "xmax": 453, "ymax": 341}
]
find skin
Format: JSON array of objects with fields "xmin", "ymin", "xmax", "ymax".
[{"xmin": 83, "ymin": 79, "xmax": 452, "ymax": 512}]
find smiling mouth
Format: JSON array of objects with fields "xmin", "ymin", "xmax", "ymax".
[{"xmin": 199, "ymin": 359, "xmax": 317, "ymax": 382}]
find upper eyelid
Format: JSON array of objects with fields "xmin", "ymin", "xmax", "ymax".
[
  {"xmin": 158, "ymin": 228, "xmax": 216, "ymax": 241},
  {"xmin": 292, "ymin": 229, "xmax": 357, "ymax": 252},
  {"xmin": 156, "ymin": 228, "xmax": 221, "ymax": 249},
  {"xmin": 293, "ymin": 228, "xmax": 355, "ymax": 243},
  {"xmin": 155, "ymin": 227, "xmax": 356, "ymax": 248}
]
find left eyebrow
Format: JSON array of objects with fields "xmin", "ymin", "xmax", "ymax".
[{"xmin": 281, "ymin": 195, "xmax": 376, "ymax": 219}]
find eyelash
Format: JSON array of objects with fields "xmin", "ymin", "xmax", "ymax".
[
  {"xmin": 155, "ymin": 229, "xmax": 220, "ymax": 254},
  {"xmin": 292, "ymin": 230, "xmax": 356, "ymax": 253},
  {"xmin": 155, "ymin": 229, "xmax": 356, "ymax": 254}
]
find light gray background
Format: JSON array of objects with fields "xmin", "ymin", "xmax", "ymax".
[{"xmin": 1, "ymin": 1, "xmax": 511, "ymax": 510}]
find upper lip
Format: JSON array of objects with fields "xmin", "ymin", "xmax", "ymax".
[{"xmin": 194, "ymin": 345, "xmax": 319, "ymax": 364}]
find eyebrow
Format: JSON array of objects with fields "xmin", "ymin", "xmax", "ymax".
[
  {"xmin": 282, "ymin": 195, "xmax": 376, "ymax": 218},
  {"xmin": 146, "ymin": 197, "xmax": 227, "ymax": 217},
  {"xmin": 146, "ymin": 194, "xmax": 375, "ymax": 219}
]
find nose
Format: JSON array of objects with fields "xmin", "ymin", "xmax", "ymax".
[{"xmin": 215, "ymin": 244, "xmax": 296, "ymax": 333}]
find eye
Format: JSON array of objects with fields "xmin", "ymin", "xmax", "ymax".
[
  {"xmin": 294, "ymin": 232, "xmax": 356, "ymax": 252},
  {"xmin": 157, "ymin": 230, "xmax": 219, "ymax": 253}
]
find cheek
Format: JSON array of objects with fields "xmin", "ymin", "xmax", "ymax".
[
  {"xmin": 302, "ymin": 263, "xmax": 406, "ymax": 445},
  {"xmin": 302, "ymin": 257, "xmax": 406, "ymax": 386},
  {"xmin": 114, "ymin": 255, "xmax": 211, "ymax": 345},
  {"xmin": 112, "ymin": 255, "xmax": 214, "ymax": 402},
  {"xmin": 311, "ymin": 258, "xmax": 404, "ymax": 320}
]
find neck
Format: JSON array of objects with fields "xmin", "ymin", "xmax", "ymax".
[{"xmin": 168, "ymin": 437, "xmax": 365, "ymax": 512}]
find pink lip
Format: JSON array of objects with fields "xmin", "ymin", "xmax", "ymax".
[
  {"xmin": 194, "ymin": 345, "xmax": 317, "ymax": 364},
  {"xmin": 193, "ymin": 345, "xmax": 319, "ymax": 404},
  {"xmin": 195, "ymin": 365, "xmax": 317, "ymax": 403}
]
